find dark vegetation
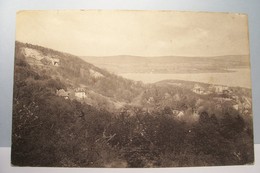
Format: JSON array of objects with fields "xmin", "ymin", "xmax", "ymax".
[{"xmin": 12, "ymin": 42, "xmax": 254, "ymax": 167}]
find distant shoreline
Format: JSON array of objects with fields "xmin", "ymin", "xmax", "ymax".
[{"xmin": 118, "ymin": 67, "xmax": 251, "ymax": 89}]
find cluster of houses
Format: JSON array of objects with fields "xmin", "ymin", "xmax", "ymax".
[
  {"xmin": 56, "ymin": 88, "xmax": 87, "ymax": 100},
  {"xmin": 192, "ymin": 84, "xmax": 231, "ymax": 95},
  {"xmin": 192, "ymin": 84, "xmax": 211, "ymax": 95},
  {"xmin": 172, "ymin": 110, "xmax": 185, "ymax": 118},
  {"xmin": 191, "ymin": 83, "xmax": 252, "ymax": 116}
]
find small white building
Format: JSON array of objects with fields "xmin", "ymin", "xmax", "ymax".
[
  {"xmin": 177, "ymin": 111, "xmax": 184, "ymax": 118},
  {"xmin": 75, "ymin": 88, "xmax": 86, "ymax": 99},
  {"xmin": 233, "ymin": 104, "xmax": 239, "ymax": 111},
  {"xmin": 192, "ymin": 84, "xmax": 204, "ymax": 94},
  {"xmin": 172, "ymin": 110, "xmax": 179, "ymax": 115},
  {"xmin": 172, "ymin": 110, "xmax": 184, "ymax": 118},
  {"xmin": 215, "ymin": 85, "xmax": 229, "ymax": 94},
  {"xmin": 51, "ymin": 58, "xmax": 60, "ymax": 66},
  {"xmin": 56, "ymin": 89, "xmax": 69, "ymax": 99},
  {"xmin": 75, "ymin": 92, "xmax": 86, "ymax": 99}
]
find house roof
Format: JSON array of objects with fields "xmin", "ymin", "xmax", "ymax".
[{"xmin": 75, "ymin": 88, "xmax": 85, "ymax": 92}]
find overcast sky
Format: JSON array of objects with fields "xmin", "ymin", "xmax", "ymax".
[{"xmin": 16, "ymin": 10, "xmax": 249, "ymax": 57}]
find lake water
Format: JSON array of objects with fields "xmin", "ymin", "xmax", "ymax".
[{"xmin": 119, "ymin": 68, "xmax": 251, "ymax": 88}]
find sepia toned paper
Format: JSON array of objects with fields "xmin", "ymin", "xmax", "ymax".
[{"xmin": 12, "ymin": 10, "xmax": 254, "ymax": 167}]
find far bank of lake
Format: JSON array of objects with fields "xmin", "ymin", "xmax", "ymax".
[{"xmin": 119, "ymin": 68, "xmax": 251, "ymax": 88}]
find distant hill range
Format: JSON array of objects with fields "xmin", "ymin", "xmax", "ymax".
[{"xmin": 82, "ymin": 55, "xmax": 250, "ymax": 74}]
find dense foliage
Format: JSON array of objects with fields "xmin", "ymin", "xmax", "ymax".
[{"xmin": 11, "ymin": 42, "xmax": 254, "ymax": 167}]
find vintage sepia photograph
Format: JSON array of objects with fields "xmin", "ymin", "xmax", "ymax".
[{"xmin": 11, "ymin": 10, "xmax": 254, "ymax": 167}]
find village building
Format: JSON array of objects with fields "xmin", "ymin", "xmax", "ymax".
[
  {"xmin": 214, "ymin": 85, "xmax": 229, "ymax": 94},
  {"xmin": 172, "ymin": 110, "xmax": 179, "ymax": 115},
  {"xmin": 172, "ymin": 110, "xmax": 185, "ymax": 118},
  {"xmin": 192, "ymin": 84, "xmax": 205, "ymax": 94},
  {"xmin": 233, "ymin": 104, "xmax": 239, "ymax": 111},
  {"xmin": 75, "ymin": 88, "xmax": 86, "ymax": 99},
  {"xmin": 51, "ymin": 58, "xmax": 60, "ymax": 66},
  {"xmin": 177, "ymin": 111, "xmax": 184, "ymax": 118},
  {"xmin": 56, "ymin": 89, "xmax": 69, "ymax": 99}
]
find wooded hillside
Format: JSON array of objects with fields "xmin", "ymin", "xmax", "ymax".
[{"xmin": 11, "ymin": 42, "xmax": 254, "ymax": 167}]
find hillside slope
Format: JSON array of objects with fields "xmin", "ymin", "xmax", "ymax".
[
  {"xmin": 15, "ymin": 41, "xmax": 145, "ymax": 111},
  {"xmin": 12, "ymin": 42, "xmax": 254, "ymax": 167},
  {"xmin": 14, "ymin": 42, "xmax": 252, "ymax": 117}
]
